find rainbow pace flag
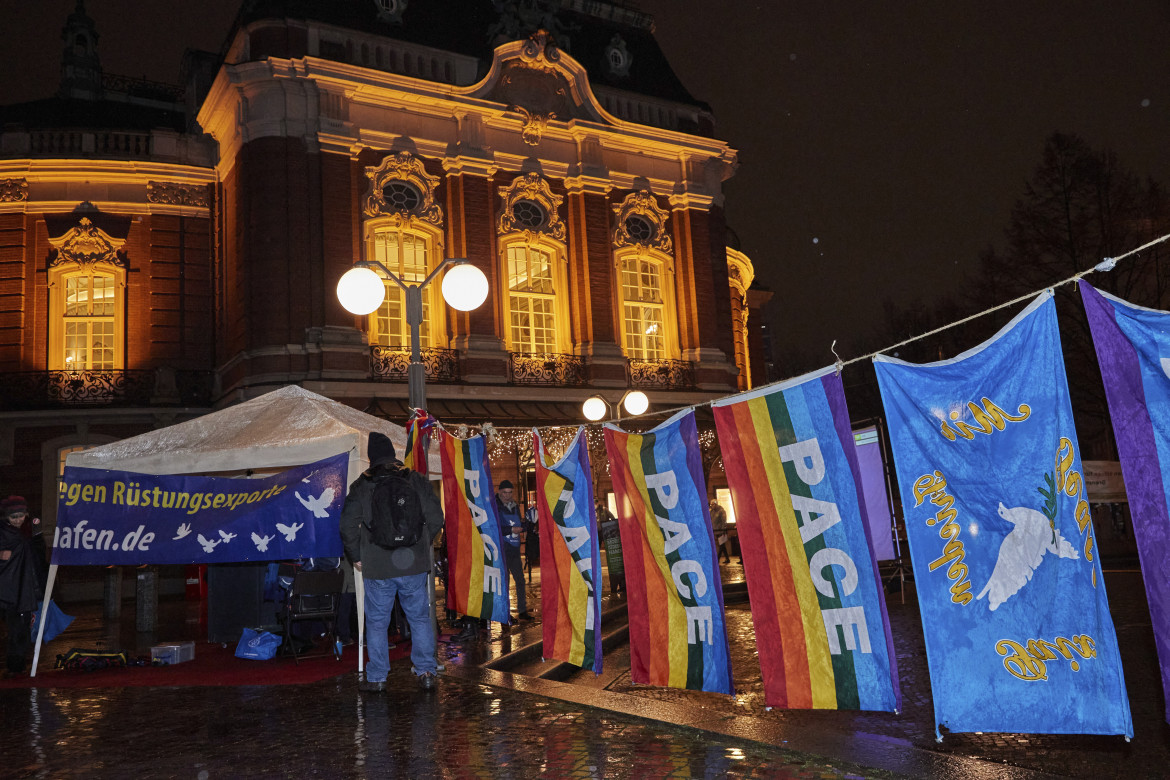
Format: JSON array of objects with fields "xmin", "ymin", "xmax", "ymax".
[
  {"xmin": 875, "ymin": 291, "xmax": 1132, "ymax": 738},
  {"xmin": 1082, "ymin": 282, "xmax": 1170, "ymax": 722},
  {"xmin": 604, "ymin": 409, "xmax": 733, "ymax": 695},
  {"xmin": 402, "ymin": 410, "xmax": 435, "ymax": 475},
  {"xmin": 711, "ymin": 368, "xmax": 900, "ymax": 712},
  {"xmin": 535, "ymin": 427, "xmax": 603, "ymax": 673},
  {"xmin": 439, "ymin": 429, "xmax": 510, "ymax": 624}
]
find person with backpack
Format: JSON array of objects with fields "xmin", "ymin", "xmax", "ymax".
[{"xmin": 340, "ymin": 432, "xmax": 443, "ymax": 693}]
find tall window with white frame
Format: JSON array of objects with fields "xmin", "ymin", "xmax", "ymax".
[
  {"xmin": 62, "ymin": 268, "xmax": 117, "ymax": 369},
  {"xmin": 620, "ymin": 255, "xmax": 667, "ymax": 360},
  {"xmin": 368, "ymin": 226, "xmax": 433, "ymax": 348},
  {"xmin": 506, "ymin": 243, "xmax": 558, "ymax": 354}
]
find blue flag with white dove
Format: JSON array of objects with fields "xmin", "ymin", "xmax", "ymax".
[
  {"xmin": 53, "ymin": 453, "xmax": 347, "ymax": 565},
  {"xmin": 874, "ymin": 291, "xmax": 1132, "ymax": 738}
]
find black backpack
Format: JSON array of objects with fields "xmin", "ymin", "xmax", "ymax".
[{"xmin": 366, "ymin": 467, "xmax": 425, "ymax": 549}]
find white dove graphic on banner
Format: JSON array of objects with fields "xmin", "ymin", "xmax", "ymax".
[
  {"xmin": 276, "ymin": 522, "xmax": 303, "ymax": 542},
  {"xmin": 295, "ymin": 488, "xmax": 336, "ymax": 518},
  {"xmin": 251, "ymin": 532, "xmax": 273, "ymax": 552},
  {"xmin": 977, "ymin": 502, "xmax": 1079, "ymax": 610},
  {"xmin": 196, "ymin": 534, "xmax": 221, "ymax": 554}
]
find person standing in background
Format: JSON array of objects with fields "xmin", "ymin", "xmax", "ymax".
[
  {"xmin": 495, "ymin": 480, "xmax": 532, "ymax": 621},
  {"xmin": 0, "ymin": 496, "xmax": 44, "ymax": 678}
]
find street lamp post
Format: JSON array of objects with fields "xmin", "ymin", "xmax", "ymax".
[
  {"xmin": 337, "ymin": 255, "xmax": 488, "ymax": 673},
  {"xmin": 337, "ymin": 257, "xmax": 489, "ymax": 408}
]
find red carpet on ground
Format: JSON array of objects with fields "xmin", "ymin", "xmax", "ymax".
[{"xmin": 0, "ymin": 641, "xmax": 413, "ymax": 689}]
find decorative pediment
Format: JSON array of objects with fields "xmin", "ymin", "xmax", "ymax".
[
  {"xmin": 497, "ymin": 172, "xmax": 565, "ymax": 241},
  {"xmin": 363, "ymin": 152, "xmax": 443, "ymax": 226},
  {"xmin": 48, "ymin": 218, "xmax": 127, "ymax": 268},
  {"xmin": 479, "ymin": 29, "xmax": 604, "ymax": 128},
  {"xmin": 612, "ymin": 190, "xmax": 672, "ymax": 254},
  {"xmin": 147, "ymin": 181, "xmax": 211, "ymax": 207},
  {"xmin": 0, "ymin": 178, "xmax": 28, "ymax": 202}
]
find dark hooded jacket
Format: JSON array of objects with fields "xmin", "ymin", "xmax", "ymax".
[
  {"xmin": 0, "ymin": 523, "xmax": 42, "ymax": 613},
  {"xmin": 339, "ymin": 461, "xmax": 444, "ymax": 580}
]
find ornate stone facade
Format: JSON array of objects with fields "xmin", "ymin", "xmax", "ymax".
[{"xmin": 146, "ymin": 181, "xmax": 211, "ymax": 207}]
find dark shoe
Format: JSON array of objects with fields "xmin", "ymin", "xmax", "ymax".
[
  {"xmin": 418, "ymin": 672, "xmax": 437, "ymax": 691},
  {"xmin": 517, "ymin": 612, "xmax": 534, "ymax": 622},
  {"xmin": 452, "ymin": 625, "xmax": 477, "ymax": 642},
  {"xmin": 358, "ymin": 679, "xmax": 386, "ymax": 693}
]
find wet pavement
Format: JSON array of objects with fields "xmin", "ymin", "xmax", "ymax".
[{"xmin": 1, "ymin": 560, "xmax": 1168, "ymax": 778}]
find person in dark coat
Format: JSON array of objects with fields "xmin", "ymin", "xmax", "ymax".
[
  {"xmin": 340, "ymin": 433, "xmax": 444, "ymax": 693},
  {"xmin": 0, "ymin": 496, "xmax": 44, "ymax": 677}
]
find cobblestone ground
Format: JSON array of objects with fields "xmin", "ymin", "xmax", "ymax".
[{"xmin": 0, "ymin": 671, "xmax": 897, "ymax": 779}]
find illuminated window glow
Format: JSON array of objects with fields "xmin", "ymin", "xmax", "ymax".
[
  {"xmin": 62, "ymin": 270, "xmax": 117, "ymax": 370},
  {"xmin": 369, "ymin": 228, "xmax": 433, "ymax": 348},
  {"xmin": 620, "ymin": 256, "xmax": 666, "ymax": 360},
  {"xmin": 507, "ymin": 244, "xmax": 557, "ymax": 353}
]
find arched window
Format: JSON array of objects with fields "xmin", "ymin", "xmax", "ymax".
[
  {"xmin": 46, "ymin": 215, "xmax": 127, "ymax": 372},
  {"xmin": 361, "ymin": 152, "xmax": 446, "ymax": 350},
  {"xmin": 365, "ymin": 223, "xmax": 438, "ymax": 348},
  {"xmin": 612, "ymin": 191, "xmax": 677, "ymax": 362},
  {"xmin": 497, "ymin": 174, "xmax": 569, "ymax": 355}
]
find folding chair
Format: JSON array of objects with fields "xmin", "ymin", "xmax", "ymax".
[{"xmin": 280, "ymin": 567, "xmax": 344, "ymax": 664}]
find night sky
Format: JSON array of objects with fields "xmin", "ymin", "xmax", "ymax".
[{"xmin": 2, "ymin": 0, "xmax": 1168, "ymax": 369}]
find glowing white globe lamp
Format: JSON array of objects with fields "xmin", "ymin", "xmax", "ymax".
[
  {"xmin": 622, "ymin": 390, "xmax": 649, "ymax": 416},
  {"xmin": 441, "ymin": 263, "xmax": 489, "ymax": 311},
  {"xmin": 337, "ymin": 266, "xmax": 386, "ymax": 315},
  {"xmin": 582, "ymin": 395, "xmax": 608, "ymax": 421}
]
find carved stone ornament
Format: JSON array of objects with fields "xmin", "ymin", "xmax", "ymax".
[
  {"xmin": 725, "ymin": 247, "xmax": 755, "ymax": 295},
  {"xmin": 519, "ymin": 29, "xmax": 561, "ymax": 71},
  {"xmin": 612, "ymin": 190, "xmax": 672, "ymax": 254},
  {"xmin": 497, "ymin": 172, "xmax": 565, "ymax": 241},
  {"xmin": 0, "ymin": 178, "xmax": 28, "ymax": 202},
  {"xmin": 48, "ymin": 218, "xmax": 127, "ymax": 268},
  {"xmin": 364, "ymin": 152, "xmax": 443, "ymax": 225},
  {"xmin": 510, "ymin": 105, "xmax": 555, "ymax": 146},
  {"xmin": 146, "ymin": 181, "xmax": 211, "ymax": 207}
]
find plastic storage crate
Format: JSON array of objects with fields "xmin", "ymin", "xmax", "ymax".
[{"xmin": 150, "ymin": 641, "xmax": 195, "ymax": 665}]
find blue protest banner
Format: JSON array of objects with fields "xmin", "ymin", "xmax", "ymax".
[
  {"xmin": 53, "ymin": 453, "xmax": 348, "ymax": 565},
  {"xmin": 874, "ymin": 291, "xmax": 1132, "ymax": 738}
]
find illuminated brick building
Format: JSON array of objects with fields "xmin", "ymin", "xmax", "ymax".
[{"xmin": 0, "ymin": 0, "xmax": 767, "ymax": 524}]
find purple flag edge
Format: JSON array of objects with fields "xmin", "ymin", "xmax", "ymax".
[
  {"xmin": 678, "ymin": 410, "xmax": 735, "ymax": 694},
  {"xmin": 822, "ymin": 372, "xmax": 903, "ymax": 711},
  {"xmin": 1082, "ymin": 282, "xmax": 1170, "ymax": 722}
]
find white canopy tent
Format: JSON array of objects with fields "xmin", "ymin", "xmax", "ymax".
[
  {"xmin": 65, "ymin": 384, "xmax": 440, "ymax": 478},
  {"xmin": 33, "ymin": 384, "xmax": 438, "ymax": 676}
]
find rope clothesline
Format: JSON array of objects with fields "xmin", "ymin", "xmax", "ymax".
[{"xmin": 437, "ymin": 231, "xmax": 1170, "ymax": 438}]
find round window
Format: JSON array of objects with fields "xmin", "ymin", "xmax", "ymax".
[
  {"xmin": 382, "ymin": 180, "xmax": 422, "ymax": 211},
  {"xmin": 513, "ymin": 199, "xmax": 547, "ymax": 230},
  {"xmin": 624, "ymin": 214, "xmax": 656, "ymax": 244}
]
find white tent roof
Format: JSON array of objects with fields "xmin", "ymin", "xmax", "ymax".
[{"xmin": 67, "ymin": 385, "xmax": 440, "ymax": 476}]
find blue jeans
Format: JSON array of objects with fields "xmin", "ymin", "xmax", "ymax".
[{"xmin": 364, "ymin": 573, "xmax": 435, "ymax": 682}]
